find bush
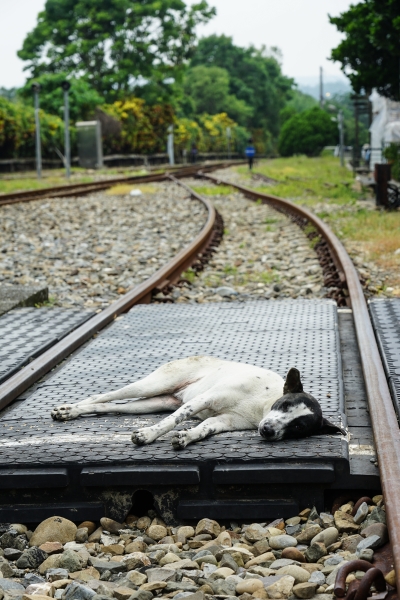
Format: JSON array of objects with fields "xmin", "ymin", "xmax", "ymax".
[
  {"xmin": 383, "ymin": 143, "xmax": 400, "ymax": 181},
  {"xmin": 278, "ymin": 107, "xmax": 338, "ymax": 157},
  {"xmin": 101, "ymin": 98, "xmax": 174, "ymax": 154},
  {"xmin": 0, "ymin": 97, "xmax": 64, "ymax": 159},
  {"xmin": 102, "ymin": 99, "xmax": 248, "ymax": 156},
  {"xmin": 175, "ymin": 113, "xmax": 248, "ymax": 155}
]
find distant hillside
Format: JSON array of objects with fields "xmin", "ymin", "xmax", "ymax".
[{"xmin": 296, "ymin": 78, "xmax": 351, "ymax": 100}]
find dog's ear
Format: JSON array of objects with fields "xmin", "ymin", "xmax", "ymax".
[
  {"xmin": 283, "ymin": 367, "xmax": 303, "ymax": 394},
  {"xmin": 320, "ymin": 418, "xmax": 346, "ymax": 436}
]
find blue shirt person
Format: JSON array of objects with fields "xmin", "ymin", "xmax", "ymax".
[{"xmin": 245, "ymin": 139, "xmax": 256, "ymax": 170}]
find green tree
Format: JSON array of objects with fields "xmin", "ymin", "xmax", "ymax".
[
  {"xmin": 330, "ymin": 0, "xmax": 400, "ymax": 100},
  {"xmin": 190, "ymin": 35, "xmax": 293, "ymax": 137},
  {"xmin": 280, "ymin": 90, "xmax": 317, "ymax": 125},
  {"xmin": 183, "ymin": 65, "xmax": 253, "ymax": 125},
  {"xmin": 18, "ymin": 0, "xmax": 215, "ymax": 101},
  {"xmin": 278, "ymin": 107, "xmax": 338, "ymax": 157},
  {"xmin": 18, "ymin": 73, "xmax": 104, "ymax": 122}
]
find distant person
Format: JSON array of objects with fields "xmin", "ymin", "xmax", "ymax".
[
  {"xmin": 363, "ymin": 144, "xmax": 371, "ymax": 169},
  {"xmin": 190, "ymin": 143, "xmax": 198, "ymax": 164},
  {"xmin": 245, "ymin": 139, "xmax": 256, "ymax": 170}
]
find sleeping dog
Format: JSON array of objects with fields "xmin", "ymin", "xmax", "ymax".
[{"xmin": 51, "ymin": 356, "xmax": 344, "ymax": 448}]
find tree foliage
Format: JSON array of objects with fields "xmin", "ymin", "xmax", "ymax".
[
  {"xmin": 189, "ymin": 35, "xmax": 293, "ymax": 137},
  {"xmin": 18, "ymin": 0, "xmax": 215, "ymax": 101},
  {"xmin": 278, "ymin": 107, "xmax": 338, "ymax": 157},
  {"xmin": 0, "ymin": 97, "xmax": 64, "ymax": 159},
  {"xmin": 101, "ymin": 98, "xmax": 174, "ymax": 154},
  {"xmin": 175, "ymin": 112, "xmax": 247, "ymax": 154},
  {"xmin": 183, "ymin": 65, "xmax": 253, "ymax": 125},
  {"xmin": 330, "ymin": 0, "xmax": 400, "ymax": 100},
  {"xmin": 280, "ymin": 90, "xmax": 317, "ymax": 125},
  {"xmin": 18, "ymin": 73, "xmax": 104, "ymax": 122}
]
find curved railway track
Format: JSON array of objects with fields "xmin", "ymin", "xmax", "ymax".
[{"xmin": 0, "ymin": 163, "xmax": 399, "ymax": 591}]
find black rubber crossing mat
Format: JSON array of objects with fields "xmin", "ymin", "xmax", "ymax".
[
  {"xmin": 369, "ymin": 298, "xmax": 400, "ymax": 418},
  {"xmin": 0, "ymin": 300, "xmax": 346, "ymax": 467},
  {"xmin": 0, "ymin": 307, "xmax": 94, "ymax": 384}
]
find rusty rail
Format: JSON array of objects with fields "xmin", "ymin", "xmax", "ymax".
[
  {"xmin": 0, "ymin": 175, "xmax": 218, "ymax": 410},
  {"xmin": 202, "ymin": 172, "xmax": 400, "ymax": 592}
]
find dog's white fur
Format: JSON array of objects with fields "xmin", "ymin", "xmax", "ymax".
[{"xmin": 51, "ymin": 356, "xmax": 292, "ymax": 448}]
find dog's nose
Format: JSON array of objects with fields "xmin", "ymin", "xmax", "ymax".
[{"xmin": 259, "ymin": 423, "xmax": 276, "ymax": 439}]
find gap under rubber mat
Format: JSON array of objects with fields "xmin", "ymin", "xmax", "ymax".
[
  {"xmin": 0, "ymin": 300, "xmax": 370, "ymax": 523},
  {"xmin": 369, "ymin": 298, "xmax": 400, "ymax": 419},
  {"xmin": 0, "ymin": 307, "xmax": 95, "ymax": 384}
]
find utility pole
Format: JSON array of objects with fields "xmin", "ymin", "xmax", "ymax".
[
  {"xmin": 32, "ymin": 83, "xmax": 42, "ymax": 179},
  {"xmin": 167, "ymin": 125, "xmax": 174, "ymax": 165},
  {"xmin": 226, "ymin": 127, "xmax": 231, "ymax": 159},
  {"xmin": 338, "ymin": 110, "xmax": 344, "ymax": 167},
  {"xmin": 61, "ymin": 81, "xmax": 71, "ymax": 179},
  {"xmin": 319, "ymin": 67, "xmax": 324, "ymax": 108},
  {"xmin": 354, "ymin": 101, "xmax": 359, "ymax": 172}
]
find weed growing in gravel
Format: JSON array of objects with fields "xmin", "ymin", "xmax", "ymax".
[
  {"xmin": 106, "ymin": 184, "xmax": 157, "ymax": 195},
  {"xmin": 192, "ymin": 185, "xmax": 234, "ymax": 196},
  {"xmin": 182, "ymin": 269, "xmax": 196, "ymax": 283},
  {"xmin": 35, "ymin": 296, "xmax": 57, "ymax": 308}
]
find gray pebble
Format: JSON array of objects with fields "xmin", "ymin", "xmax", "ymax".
[
  {"xmin": 353, "ymin": 503, "xmax": 369, "ymax": 524},
  {"xmin": 356, "ymin": 535, "xmax": 381, "ymax": 553},
  {"xmin": 270, "ymin": 559, "xmax": 301, "ymax": 569},
  {"xmin": 309, "ymin": 571, "xmax": 326, "ymax": 585}
]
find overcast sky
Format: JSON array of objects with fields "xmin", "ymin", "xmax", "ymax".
[{"xmin": 1, "ymin": 0, "xmax": 355, "ymax": 89}]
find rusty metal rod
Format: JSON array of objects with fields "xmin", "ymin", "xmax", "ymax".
[{"xmin": 204, "ymin": 174, "xmax": 400, "ymax": 591}]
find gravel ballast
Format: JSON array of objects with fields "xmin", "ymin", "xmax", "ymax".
[
  {"xmin": 155, "ymin": 181, "xmax": 325, "ymax": 304},
  {"xmin": 0, "ymin": 497, "xmax": 390, "ymax": 600},
  {"xmin": 0, "ymin": 183, "xmax": 207, "ymax": 310}
]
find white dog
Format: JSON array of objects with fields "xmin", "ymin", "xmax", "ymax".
[{"xmin": 51, "ymin": 356, "xmax": 344, "ymax": 448}]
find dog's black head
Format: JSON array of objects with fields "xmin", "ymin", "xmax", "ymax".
[{"xmin": 259, "ymin": 367, "xmax": 345, "ymax": 442}]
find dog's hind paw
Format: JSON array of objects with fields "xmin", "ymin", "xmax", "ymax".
[
  {"xmin": 51, "ymin": 405, "xmax": 78, "ymax": 421},
  {"xmin": 131, "ymin": 428, "xmax": 153, "ymax": 446},
  {"xmin": 171, "ymin": 430, "xmax": 190, "ymax": 449}
]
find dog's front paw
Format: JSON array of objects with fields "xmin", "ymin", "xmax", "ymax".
[
  {"xmin": 131, "ymin": 428, "xmax": 154, "ymax": 446},
  {"xmin": 171, "ymin": 430, "xmax": 190, "ymax": 450},
  {"xmin": 51, "ymin": 404, "xmax": 79, "ymax": 421}
]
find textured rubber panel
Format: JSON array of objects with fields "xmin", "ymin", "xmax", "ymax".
[
  {"xmin": 0, "ymin": 307, "xmax": 94, "ymax": 383},
  {"xmin": 0, "ymin": 300, "xmax": 347, "ymax": 469},
  {"xmin": 369, "ymin": 298, "xmax": 400, "ymax": 417}
]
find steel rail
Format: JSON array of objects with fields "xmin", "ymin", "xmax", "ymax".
[
  {"xmin": 0, "ymin": 161, "xmax": 243, "ymax": 206},
  {"xmin": 0, "ymin": 178, "xmax": 217, "ymax": 411},
  {"xmin": 203, "ymin": 173, "xmax": 400, "ymax": 592}
]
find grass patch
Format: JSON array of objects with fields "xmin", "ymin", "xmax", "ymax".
[
  {"xmin": 238, "ymin": 155, "xmax": 360, "ymax": 208},
  {"xmin": 0, "ymin": 166, "xmax": 152, "ymax": 195},
  {"xmin": 106, "ymin": 183, "xmax": 157, "ymax": 195},
  {"xmin": 0, "ymin": 173, "xmax": 95, "ymax": 194},
  {"xmin": 35, "ymin": 296, "xmax": 57, "ymax": 308},
  {"xmin": 235, "ymin": 155, "xmax": 400, "ymax": 290},
  {"xmin": 181, "ymin": 268, "xmax": 197, "ymax": 283},
  {"xmin": 192, "ymin": 185, "xmax": 234, "ymax": 196}
]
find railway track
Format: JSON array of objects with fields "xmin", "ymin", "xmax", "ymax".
[
  {"xmin": 0, "ymin": 162, "xmax": 240, "ymax": 206},
  {"xmin": 0, "ymin": 162, "xmax": 399, "ymax": 594}
]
